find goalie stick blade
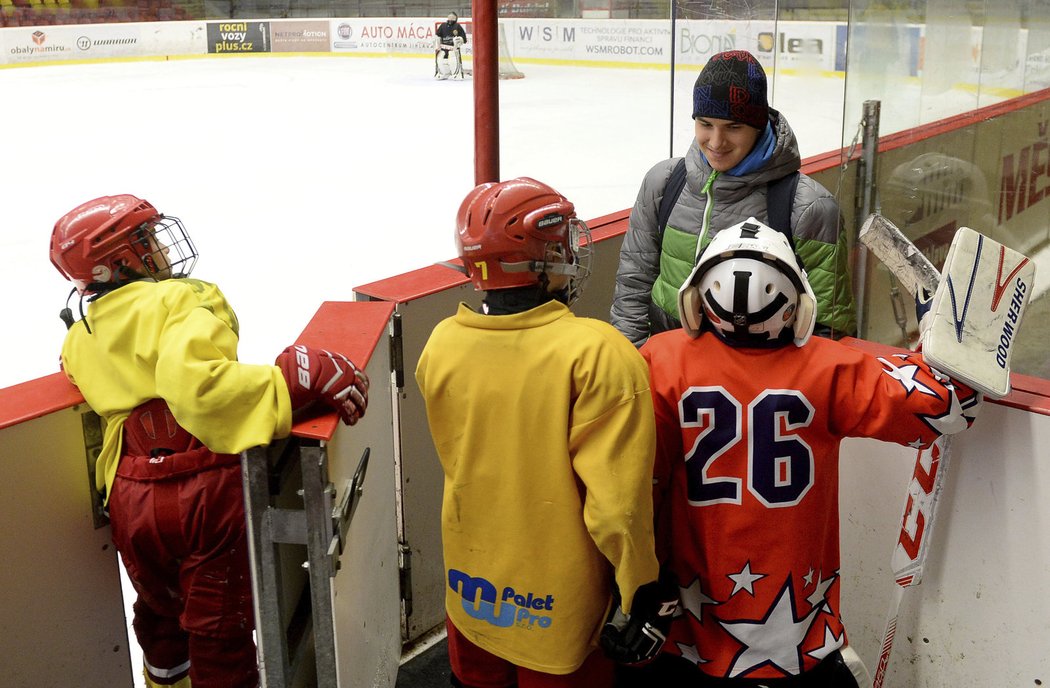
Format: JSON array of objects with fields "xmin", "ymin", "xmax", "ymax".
[
  {"xmin": 921, "ymin": 226, "xmax": 1037, "ymax": 399},
  {"xmin": 871, "ymin": 585, "xmax": 905, "ymax": 688},
  {"xmin": 859, "ymin": 214, "xmax": 941, "ymax": 298}
]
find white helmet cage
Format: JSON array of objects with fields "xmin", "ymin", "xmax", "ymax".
[
  {"xmin": 132, "ymin": 215, "xmax": 197, "ymax": 282},
  {"xmin": 561, "ymin": 217, "xmax": 592, "ymax": 304},
  {"xmin": 677, "ymin": 218, "xmax": 816, "ymax": 347}
]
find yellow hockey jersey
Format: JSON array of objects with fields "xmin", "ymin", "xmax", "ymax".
[
  {"xmin": 61, "ymin": 279, "xmax": 293, "ymax": 501},
  {"xmin": 415, "ymin": 300, "xmax": 659, "ymax": 674}
]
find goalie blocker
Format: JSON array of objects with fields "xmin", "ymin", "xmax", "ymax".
[
  {"xmin": 859, "ymin": 215, "xmax": 1037, "ymax": 398},
  {"xmin": 921, "ymin": 226, "xmax": 1035, "ymax": 398}
]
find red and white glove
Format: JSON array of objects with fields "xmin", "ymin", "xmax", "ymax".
[{"xmin": 276, "ymin": 344, "xmax": 369, "ymax": 426}]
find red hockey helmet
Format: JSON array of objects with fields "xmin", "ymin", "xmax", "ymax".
[
  {"xmin": 50, "ymin": 194, "xmax": 197, "ymax": 294},
  {"xmin": 455, "ymin": 177, "xmax": 591, "ymax": 300}
]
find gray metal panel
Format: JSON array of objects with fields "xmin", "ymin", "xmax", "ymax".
[
  {"xmin": 839, "ymin": 402, "xmax": 1050, "ymax": 686},
  {"xmin": 394, "ymin": 282, "xmax": 480, "ymax": 643},
  {"xmin": 573, "ymin": 231, "xmax": 626, "ymax": 322},
  {"xmin": 330, "ymin": 342, "xmax": 402, "ymax": 688},
  {"xmin": 1, "ymin": 406, "xmax": 132, "ymax": 686}
]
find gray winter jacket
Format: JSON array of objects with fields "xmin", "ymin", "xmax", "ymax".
[{"xmin": 610, "ymin": 109, "xmax": 857, "ymax": 346}]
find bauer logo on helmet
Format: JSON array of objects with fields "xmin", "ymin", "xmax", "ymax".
[{"xmin": 536, "ymin": 213, "xmax": 565, "ymax": 229}]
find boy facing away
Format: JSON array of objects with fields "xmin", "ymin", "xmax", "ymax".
[
  {"xmin": 633, "ymin": 218, "xmax": 980, "ymax": 686},
  {"xmin": 416, "ymin": 178, "xmax": 679, "ymax": 688}
]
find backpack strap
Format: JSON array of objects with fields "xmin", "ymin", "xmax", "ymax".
[
  {"xmin": 656, "ymin": 157, "xmax": 688, "ymax": 239},
  {"xmin": 657, "ymin": 161, "xmax": 799, "ymax": 249},
  {"xmin": 765, "ymin": 172, "xmax": 800, "ymax": 248}
]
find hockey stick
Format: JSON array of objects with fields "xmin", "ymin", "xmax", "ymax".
[
  {"xmin": 858, "ymin": 214, "xmax": 940, "ymax": 300},
  {"xmin": 860, "ymin": 214, "xmax": 1035, "ymax": 686},
  {"xmin": 870, "ymin": 434, "xmax": 951, "ymax": 688},
  {"xmin": 860, "ymin": 216, "xmax": 949, "ymax": 688}
]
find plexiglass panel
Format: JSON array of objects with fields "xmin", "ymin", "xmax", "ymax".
[
  {"xmin": 843, "ymin": 0, "xmax": 1050, "ymax": 380},
  {"xmin": 2, "ymin": 0, "xmax": 1047, "ymax": 381},
  {"xmin": 668, "ymin": 1, "xmax": 847, "ymax": 161}
]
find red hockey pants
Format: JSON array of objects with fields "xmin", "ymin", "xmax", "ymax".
[
  {"xmin": 107, "ymin": 400, "xmax": 258, "ymax": 688},
  {"xmin": 446, "ymin": 617, "xmax": 614, "ymax": 688}
]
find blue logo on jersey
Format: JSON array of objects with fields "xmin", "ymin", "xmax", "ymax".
[{"xmin": 448, "ymin": 568, "xmax": 555, "ymax": 629}]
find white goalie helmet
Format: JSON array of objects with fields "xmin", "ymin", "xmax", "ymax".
[{"xmin": 678, "ymin": 217, "xmax": 817, "ymax": 347}]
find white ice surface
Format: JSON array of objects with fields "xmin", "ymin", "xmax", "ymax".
[
  {"xmin": 1, "ymin": 53, "xmax": 1032, "ymax": 687},
  {"xmin": 1, "ymin": 54, "xmax": 846, "ymax": 687},
  {"xmin": 1, "ymin": 55, "xmax": 846, "ymax": 390}
]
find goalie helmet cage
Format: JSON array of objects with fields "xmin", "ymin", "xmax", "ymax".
[{"xmin": 464, "ymin": 21, "xmax": 524, "ymax": 79}]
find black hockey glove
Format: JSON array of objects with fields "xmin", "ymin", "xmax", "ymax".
[
  {"xmin": 915, "ymin": 287, "xmax": 935, "ymax": 335},
  {"xmin": 600, "ymin": 570, "xmax": 680, "ymax": 665}
]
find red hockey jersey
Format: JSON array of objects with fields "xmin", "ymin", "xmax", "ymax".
[{"xmin": 641, "ymin": 329, "xmax": 978, "ymax": 680}]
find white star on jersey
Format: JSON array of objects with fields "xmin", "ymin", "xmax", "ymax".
[
  {"xmin": 877, "ymin": 355, "xmax": 939, "ymax": 397},
  {"xmin": 805, "ymin": 572, "xmax": 836, "ymax": 612},
  {"xmin": 806, "ymin": 622, "xmax": 845, "ymax": 661},
  {"xmin": 719, "ymin": 580, "xmax": 822, "ymax": 678},
  {"xmin": 680, "ymin": 577, "xmax": 718, "ymax": 622},
  {"xmin": 728, "ymin": 562, "xmax": 766, "ymax": 596},
  {"xmin": 676, "ymin": 642, "xmax": 708, "ymax": 665}
]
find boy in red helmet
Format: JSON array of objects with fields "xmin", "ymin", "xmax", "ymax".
[
  {"xmin": 50, "ymin": 195, "xmax": 370, "ymax": 688},
  {"xmin": 415, "ymin": 177, "xmax": 679, "ymax": 688}
]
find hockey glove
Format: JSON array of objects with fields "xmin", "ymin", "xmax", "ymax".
[
  {"xmin": 600, "ymin": 571, "xmax": 680, "ymax": 665},
  {"xmin": 276, "ymin": 344, "xmax": 369, "ymax": 426},
  {"xmin": 915, "ymin": 288, "xmax": 935, "ymax": 338},
  {"xmin": 925, "ymin": 361, "xmax": 984, "ymax": 432}
]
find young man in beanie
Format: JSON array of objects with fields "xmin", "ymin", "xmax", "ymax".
[{"xmin": 610, "ymin": 49, "xmax": 856, "ymax": 347}]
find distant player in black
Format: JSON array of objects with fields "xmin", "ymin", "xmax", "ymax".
[{"xmin": 435, "ymin": 11, "xmax": 467, "ymax": 79}]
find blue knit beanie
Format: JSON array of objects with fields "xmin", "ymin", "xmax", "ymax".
[{"xmin": 692, "ymin": 50, "xmax": 770, "ymax": 130}]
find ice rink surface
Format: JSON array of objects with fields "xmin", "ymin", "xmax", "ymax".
[
  {"xmin": 0, "ymin": 54, "xmax": 848, "ymax": 687},
  {"xmin": 1, "ymin": 54, "xmax": 1040, "ymax": 687},
  {"xmin": 0, "ymin": 55, "xmax": 848, "ymax": 390}
]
